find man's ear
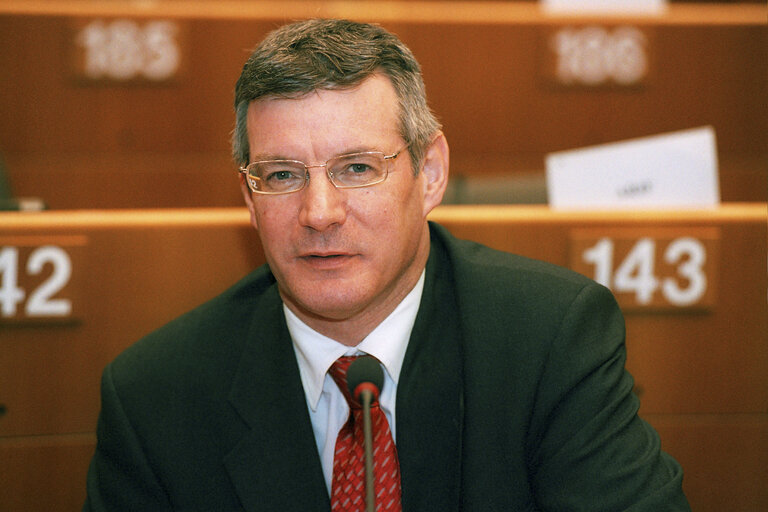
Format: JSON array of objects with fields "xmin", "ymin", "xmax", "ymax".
[
  {"xmin": 239, "ymin": 173, "xmax": 259, "ymax": 230},
  {"xmin": 420, "ymin": 131, "xmax": 450, "ymax": 217}
]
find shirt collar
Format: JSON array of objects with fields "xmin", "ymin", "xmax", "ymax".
[{"xmin": 286, "ymin": 270, "xmax": 425, "ymax": 411}]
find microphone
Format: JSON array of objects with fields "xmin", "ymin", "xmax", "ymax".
[{"xmin": 346, "ymin": 356, "xmax": 384, "ymax": 512}]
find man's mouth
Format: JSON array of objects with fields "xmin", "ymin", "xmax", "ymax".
[
  {"xmin": 299, "ymin": 252, "xmax": 354, "ymax": 265},
  {"xmin": 306, "ymin": 252, "xmax": 345, "ymax": 259}
]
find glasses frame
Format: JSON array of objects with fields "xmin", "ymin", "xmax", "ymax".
[{"xmin": 238, "ymin": 145, "xmax": 409, "ymax": 195}]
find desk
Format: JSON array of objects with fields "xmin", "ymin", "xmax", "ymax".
[
  {"xmin": 1, "ymin": 203, "xmax": 766, "ymax": 510},
  {"xmin": 0, "ymin": 2, "xmax": 765, "ymax": 208}
]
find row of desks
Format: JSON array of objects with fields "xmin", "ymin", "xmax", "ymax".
[
  {"xmin": 0, "ymin": 2, "xmax": 765, "ymax": 208},
  {"xmin": 0, "ymin": 203, "xmax": 766, "ymax": 510}
]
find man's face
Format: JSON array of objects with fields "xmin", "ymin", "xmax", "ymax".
[{"xmin": 240, "ymin": 74, "xmax": 447, "ymax": 341}]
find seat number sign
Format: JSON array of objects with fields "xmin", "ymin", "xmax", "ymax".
[
  {"xmin": 569, "ymin": 228, "xmax": 719, "ymax": 310},
  {"xmin": 71, "ymin": 18, "xmax": 183, "ymax": 83},
  {"xmin": 541, "ymin": 25, "xmax": 653, "ymax": 88},
  {"xmin": 0, "ymin": 237, "xmax": 85, "ymax": 323}
]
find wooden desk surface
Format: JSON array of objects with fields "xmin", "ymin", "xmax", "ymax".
[{"xmin": 1, "ymin": 1, "xmax": 765, "ymax": 25}]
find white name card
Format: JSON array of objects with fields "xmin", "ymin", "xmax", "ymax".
[
  {"xmin": 545, "ymin": 126, "xmax": 720, "ymax": 210},
  {"xmin": 541, "ymin": 0, "xmax": 667, "ymax": 15}
]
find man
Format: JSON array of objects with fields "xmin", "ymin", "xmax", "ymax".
[{"xmin": 84, "ymin": 19, "xmax": 690, "ymax": 511}]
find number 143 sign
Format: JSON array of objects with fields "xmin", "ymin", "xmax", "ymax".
[{"xmin": 570, "ymin": 228, "xmax": 719, "ymax": 311}]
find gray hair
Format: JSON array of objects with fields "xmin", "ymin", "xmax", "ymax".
[{"xmin": 232, "ymin": 19, "xmax": 441, "ymax": 173}]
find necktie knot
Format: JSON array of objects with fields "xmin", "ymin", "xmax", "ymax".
[{"xmin": 329, "ymin": 355, "xmax": 363, "ymax": 409}]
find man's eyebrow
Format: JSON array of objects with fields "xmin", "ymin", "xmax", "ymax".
[
  {"xmin": 250, "ymin": 152, "xmax": 298, "ymax": 162},
  {"xmin": 335, "ymin": 145, "xmax": 381, "ymax": 156},
  {"xmin": 250, "ymin": 146, "xmax": 383, "ymax": 163}
]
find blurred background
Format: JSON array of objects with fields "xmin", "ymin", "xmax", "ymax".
[{"xmin": 0, "ymin": 0, "xmax": 765, "ymax": 210}]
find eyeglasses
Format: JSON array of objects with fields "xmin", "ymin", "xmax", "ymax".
[{"xmin": 238, "ymin": 146, "xmax": 408, "ymax": 195}]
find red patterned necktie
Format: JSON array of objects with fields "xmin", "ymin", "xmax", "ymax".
[{"xmin": 328, "ymin": 356, "xmax": 402, "ymax": 512}]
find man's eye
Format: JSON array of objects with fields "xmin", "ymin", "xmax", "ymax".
[
  {"xmin": 266, "ymin": 170, "xmax": 299, "ymax": 181},
  {"xmin": 347, "ymin": 163, "xmax": 374, "ymax": 174}
]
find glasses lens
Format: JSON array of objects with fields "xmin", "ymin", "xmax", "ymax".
[
  {"xmin": 249, "ymin": 161, "xmax": 306, "ymax": 193},
  {"xmin": 328, "ymin": 152, "xmax": 387, "ymax": 188}
]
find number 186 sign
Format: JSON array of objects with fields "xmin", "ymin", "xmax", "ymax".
[{"xmin": 569, "ymin": 228, "xmax": 719, "ymax": 311}]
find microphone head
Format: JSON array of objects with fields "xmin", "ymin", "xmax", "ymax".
[{"xmin": 347, "ymin": 355, "xmax": 384, "ymax": 402}]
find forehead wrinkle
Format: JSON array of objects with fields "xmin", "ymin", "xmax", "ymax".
[{"xmin": 246, "ymin": 74, "xmax": 402, "ymax": 164}]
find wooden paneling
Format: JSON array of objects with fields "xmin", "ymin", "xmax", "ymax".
[
  {"xmin": 0, "ymin": 204, "xmax": 765, "ymax": 510},
  {"xmin": 651, "ymin": 415, "xmax": 768, "ymax": 512},
  {"xmin": 0, "ymin": 434, "xmax": 95, "ymax": 512},
  {"xmin": 0, "ymin": 2, "xmax": 765, "ymax": 208},
  {"xmin": 0, "ymin": 210, "xmax": 263, "ymax": 435}
]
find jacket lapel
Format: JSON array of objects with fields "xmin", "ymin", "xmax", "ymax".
[
  {"xmin": 224, "ymin": 284, "xmax": 329, "ymax": 511},
  {"xmin": 396, "ymin": 240, "xmax": 463, "ymax": 512}
]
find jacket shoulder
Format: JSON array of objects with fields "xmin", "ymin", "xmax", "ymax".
[
  {"xmin": 431, "ymin": 221, "xmax": 597, "ymax": 303},
  {"xmin": 428, "ymin": 221, "xmax": 621, "ymax": 358}
]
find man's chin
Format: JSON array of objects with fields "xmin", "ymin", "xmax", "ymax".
[{"xmin": 281, "ymin": 287, "xmax": 366, "ymax": 322}]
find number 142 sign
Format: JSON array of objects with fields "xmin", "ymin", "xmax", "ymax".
[
  {"xmin": 0, "ymin": 237, "xmax": 85, "ymax": 323},
  {"xmin": 570, "ymin": 228, "xmax": 719, "ymax": 310}
]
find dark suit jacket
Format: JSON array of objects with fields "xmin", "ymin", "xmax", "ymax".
[{"xmin": 84, "ymin": 222, "xmax": 690, "ymax": 511}]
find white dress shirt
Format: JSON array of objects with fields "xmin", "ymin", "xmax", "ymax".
[{"xmin": 285, "ymin": 271, "xmax": 425, "ymax": 494}]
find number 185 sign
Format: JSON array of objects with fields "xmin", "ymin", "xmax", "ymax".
[
  {"xmin": 70, "ymin": 18, "xmax": 184, "ymax": 83},
  {"xmin": 569, "ymin": 228, "xmax": 719, "ymax": 311}
]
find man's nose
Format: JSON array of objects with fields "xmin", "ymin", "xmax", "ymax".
[{"xmin": 297, "ymin": 169, "xmax": 347, "ymax": 231}]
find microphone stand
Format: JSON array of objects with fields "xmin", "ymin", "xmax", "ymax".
[
  {"xmin": 348, "ymin": 356, "xmax": 384, "ymax": 512},
  {"xmin": 360, "ymin": 388, "xmax": 375, "ymax": 512}
]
